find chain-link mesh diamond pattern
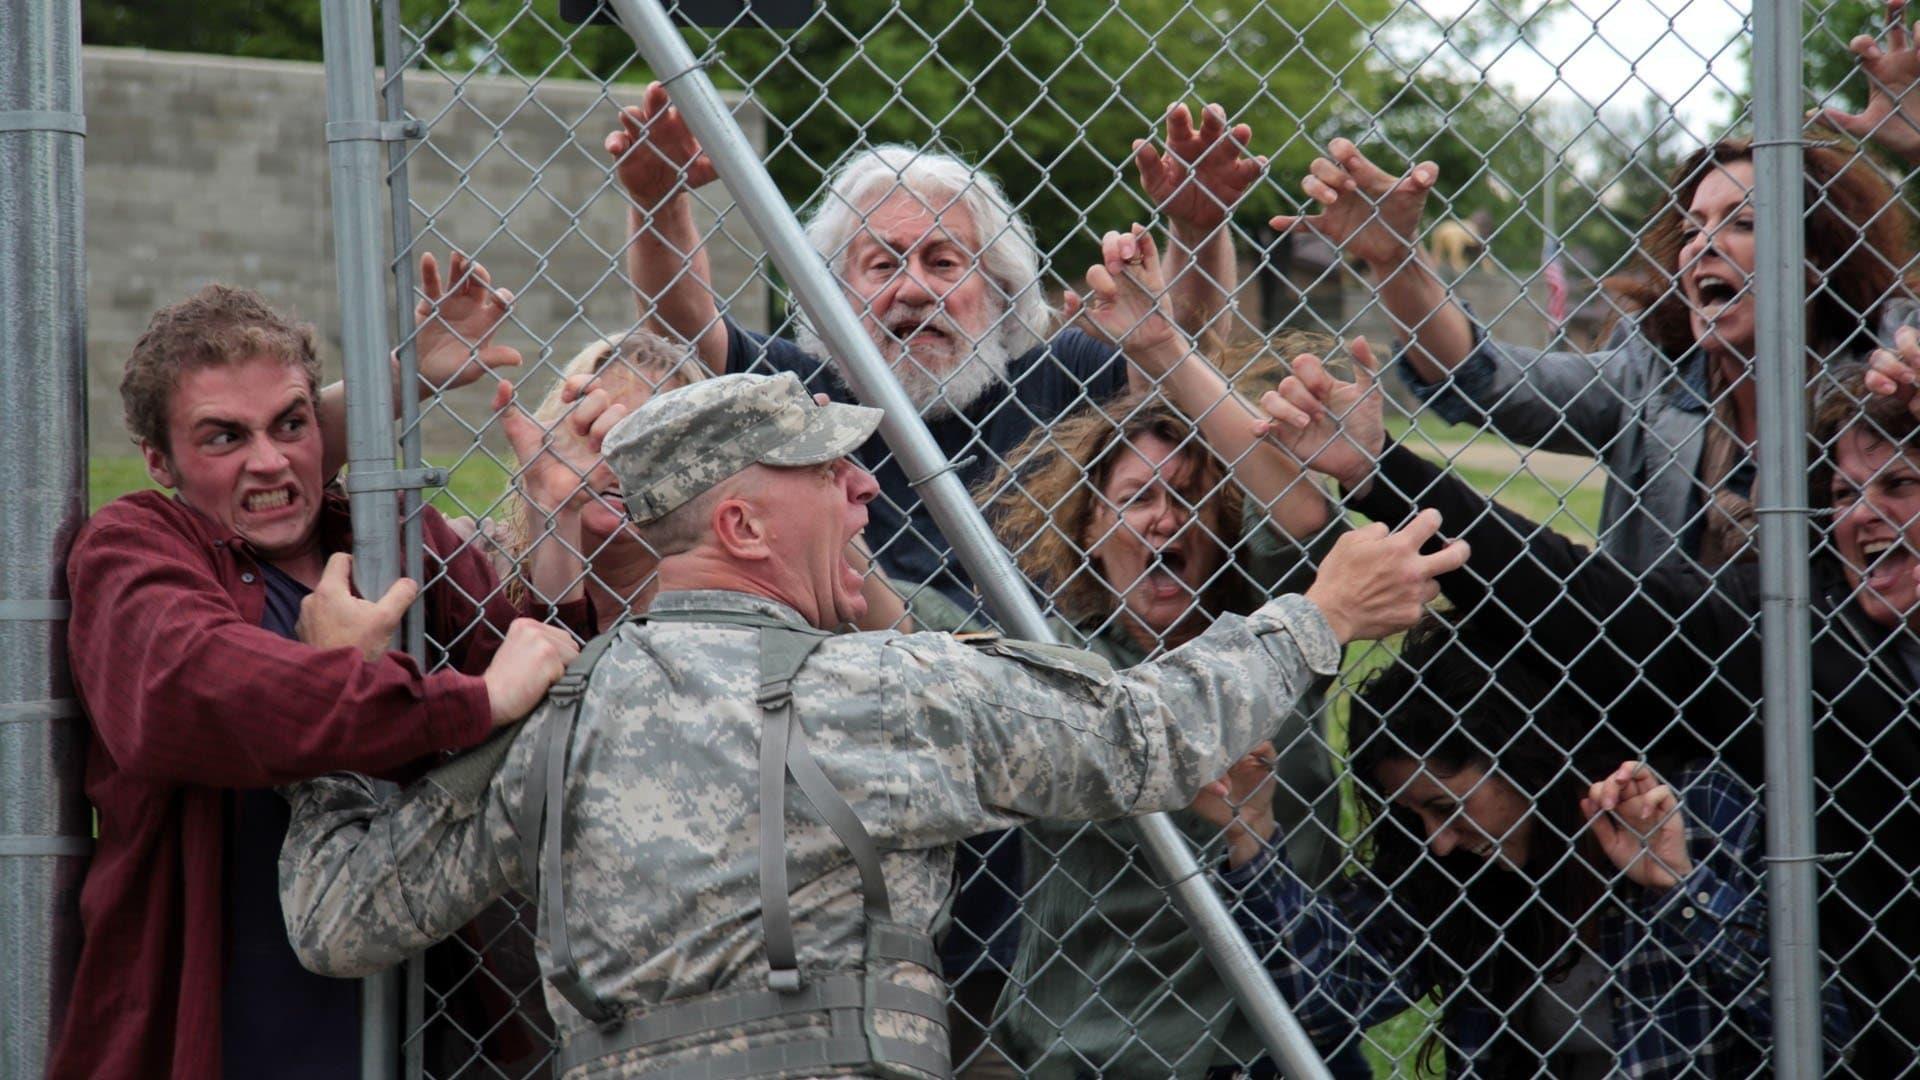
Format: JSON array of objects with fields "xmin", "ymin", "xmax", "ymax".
[{"xmin": 324, "ymin": 0, "xmax": 1920, "ymax": 1074}]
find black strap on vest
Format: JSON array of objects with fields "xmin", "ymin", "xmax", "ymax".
[
  {"xmin": 522, "ymin": 605, "xmax": 947, "ymax": 1077},
  {"xmin": 520, "ymin": 616, "xmax": 632, "ymax": 1024},
  {"xmin": 553, "ymin": 973, "xmax": 952, "ymax": 1077}
]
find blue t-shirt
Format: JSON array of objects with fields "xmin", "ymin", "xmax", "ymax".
[
  {"xmin": 723, "ymin": 318, "xmax": 1125, "ymax": 608},
  {"xmin": 723, "ymin": 318, "xmax": 1126, "ymax": 974},
  {"xmin": 222, "ymin": 561, "xmax": 362, "ymax": 1079}
]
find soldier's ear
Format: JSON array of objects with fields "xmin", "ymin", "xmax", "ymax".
[{"xmin": 709, "ymin": 496, "xmax": 771, "ymax": 561}]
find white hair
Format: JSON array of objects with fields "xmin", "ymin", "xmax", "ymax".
[{"xmin": 796, "ymin": 144, "xmax": 1053, "ymax": 366}]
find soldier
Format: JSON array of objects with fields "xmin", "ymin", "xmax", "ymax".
[{"xmin": 278, "ymin": 371, "xmax": 1467, "ymax": 1078}]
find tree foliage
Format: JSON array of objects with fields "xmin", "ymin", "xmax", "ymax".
[
  {"xmin": 85, "ymin": 0, "xmax": 323, "ymax": 62},
  {"xmin": 88, "ymin": 0, "xmax": 1669, "ymax": 278},
  {"xmin": 397, "ymin": 0, "xmax": 1394, "ymax": 280}
]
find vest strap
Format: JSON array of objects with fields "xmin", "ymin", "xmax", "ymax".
[
  {"xmin": 565, "ymin": 1031, "xmax": 951, "ymax": 1080},
  {"xmin": 527, "ymin": 604, "xmax": 948, "ymax": 1077},
  {"xmin": 554, "ymin": 973, "xmax": 949, "ymax": 1075},
  {"xmin": 521, "ymin": 618, "xmax": 632, "ymax": 1024},
  {"xmin": 867, "ymin": 919, "xmax": 941, "ymax": 974},
  {"xmin": 757, "ymin": 624, "xmax": 820, "ymax": 990}
]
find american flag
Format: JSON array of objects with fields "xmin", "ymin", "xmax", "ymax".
[{"xmin": 1543, "ymin": 237, "xmax": 1569, "ymax": 326}]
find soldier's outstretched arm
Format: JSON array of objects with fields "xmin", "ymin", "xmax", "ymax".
[
  {"xmin": 882, "ymin": 513, "xmax": 1464, "ymax": 840},
  {"xmin": 278, "ymin": 727, "xmax": 528, "ymax": 978},
  {"xmin": 887, "ymin": 594, "xmax": 1335, "ymax": 834}
]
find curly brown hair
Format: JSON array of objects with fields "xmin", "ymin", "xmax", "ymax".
[
  {"xmin": 1604, "ymin": 138, "xmax": 1914, "ymax": 362},
  {"xmin": 977, "ymin": 396, "xmax": 1240, "ymax": 622},
  {"xmin": 975, "ymin": 330, "xmax": 1337, "ymax": 624},
  {"xmin": 120, "ymin": 285, "xmax": 320, "ymax": 453}
]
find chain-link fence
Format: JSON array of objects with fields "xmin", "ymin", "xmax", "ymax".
[{"xmin": 309, "ymin": 0, "xmax": 1920, "ymax": 1074}]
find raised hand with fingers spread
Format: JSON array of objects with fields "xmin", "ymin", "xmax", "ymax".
[
  {"xmin": 317, "ymin": 249, "xmax": 525, "ymax": 480},
  {"xmin": 606, "ymin": 82, "xmax": 728, "ymax": 369},
  {"xmin": 1865, "ymin": 323, "xmax": 1920, "ymax": 422},
  {"xmin": 1582, "ymin": 761, "xmax": 1693, "ymax": 891},
  {"xmin": 1271, "ymin": 139, "xmax": 1438, "ymax": 273},
  {"xmin": 1068, "ymin": 225, "xmax": 1185, "ymax": 369},
  {"xmin": 295, "ymin": 552, "xmax": 420, "ymax": 662},
  {"xmin": 606, "ymin": 80, "xmax": 718, "ymax": 210},
  {"xmin": 1815, "ymin": 0, "xmax": 1920, "ymax": 165},
  {"xmin": 1253, "ymin": 336, "xmax": 1387, "ymax": 493},
  {"xmin": 492, "ymin": 377, "xmax": 633, "ymax": 608},
  {"xmin": 1064, "ymin": 226, "xmax": 1336, "ymax": 539},
  {"xmin": 1136, "ymin": 102, "xmax": 1266, "ymax": 239},
  {"xmin": 1131, "ymin": 101, "xmax": 1266, "ymax": 340},
  {"xmin": 415, "ymin": 250, "xmax": 522, "ymax": 392},
  {"xmin": 494, "ymin": 378, "xmax": 631, "ymax": 531}
]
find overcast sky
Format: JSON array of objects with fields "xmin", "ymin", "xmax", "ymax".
[{"xmin": 1404, "ymin": 0, "xmax": 1754, "ymax": 140}]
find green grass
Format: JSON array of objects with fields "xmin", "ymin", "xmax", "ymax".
[
  {"xmin": 88, "ymin": 456, "xmax": 162, "ymax": 512},
  {"xmin": 1385, "ymin": 411, "xmax": 1473, "ymax": 446},
  {"xmin": 88, "ymin": 454, "xmax": 522, "ymax": 522},
  {"xmin": 1449, "ymin": 462, "xmax": 1603, "ymax": 545}
]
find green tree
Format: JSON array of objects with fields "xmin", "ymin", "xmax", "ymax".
[
  {"xmin": 84, "ymin": 0, "xmax": 323, "ymax": 60},
  {"xmin": 92, "ymin": 0, "xmax": 1624, "ymax": 285},
  {"xmin": 411, "ymin": 0, "xmax": 1393, "ymax": 282}
]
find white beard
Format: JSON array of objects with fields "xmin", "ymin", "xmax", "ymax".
[{"xmin": 796, "ymin": 301, "xmax": 1017, "ymax": 420}]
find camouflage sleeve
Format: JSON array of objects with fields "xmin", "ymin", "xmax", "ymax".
[
  {"xmin": 278, "ymin": 725, "xmax": 529, "ymax": 978},
  {"xmin": 882, "ymin": 593, "xmax": 1340, "ymax": 842}
]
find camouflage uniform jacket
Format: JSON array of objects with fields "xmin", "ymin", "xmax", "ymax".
[{"xmin": 278, "ymin": 588, "xmax": 1342, "ymax": 1078}]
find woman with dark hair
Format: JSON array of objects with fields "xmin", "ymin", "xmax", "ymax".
[
  {"xmin": 1277, "ymin": 111, "xmax": 1919, "ymax": 571},
  {"xmin": 1192, "ymin": 614, "xmax": 1851, "ymax": 1077},
  {"xmin": 1255, "ymin": 346, "xmax": 1920, "ymax": 1069}
]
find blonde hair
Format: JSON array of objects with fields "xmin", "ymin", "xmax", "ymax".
[{"xmin": 502, "ymin": 329, "xmax": 710, "ymax": 602}]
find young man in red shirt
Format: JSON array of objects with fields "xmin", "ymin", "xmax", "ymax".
[{"xmin": 49, "ymin": 258, "xmax": 604, "ymax": 1079}]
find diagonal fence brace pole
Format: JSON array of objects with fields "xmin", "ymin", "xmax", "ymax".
[{"xmin": 603, "ymin": 1, "xmax": 1331, "ymax": 1075}]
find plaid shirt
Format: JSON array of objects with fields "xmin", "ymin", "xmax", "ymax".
[{"xmin": 1218, "ymin": 763, "xmax": 1854, "ymax": 1077}]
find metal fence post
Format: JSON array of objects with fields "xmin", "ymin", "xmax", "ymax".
[
  {"xmin": 321, "ymin": 1, "xmax": 406, "ymax": 1076},
  {"xmin": 1752, "ymin": 1, "xmax": 1822, "ymax": 1075},
  {"xmin": 603, "ymin": 1, "xmax": 1332, "ymax": 1075},
  {"xmin": 0, "ymin": 0, "xmax": 90, "ymax": 1074}
]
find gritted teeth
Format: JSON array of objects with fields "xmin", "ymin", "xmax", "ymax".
[{"xmin": 245, "ymin": 488, "xmax": 291, "ymax": 512}]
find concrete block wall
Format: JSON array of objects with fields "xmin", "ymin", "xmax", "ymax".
[{"xmin": 83, "ymin": 46, "xmax": 768, "ymax": 457}]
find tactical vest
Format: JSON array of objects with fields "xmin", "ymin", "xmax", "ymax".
[{"xmin": 517, "ymin": 607, "xmax": 952, "ymax": 1078}]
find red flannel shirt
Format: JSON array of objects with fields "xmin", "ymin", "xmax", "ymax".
[{"xmin": 48, "ymin": 491, "xmax": 585, "ymax": 1080}]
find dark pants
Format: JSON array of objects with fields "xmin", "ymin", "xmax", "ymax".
[{"xmin": 948, "ymin": 970, "xmax": 1022, "ymax": 1079}]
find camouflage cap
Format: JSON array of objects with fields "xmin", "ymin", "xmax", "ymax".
[{"xmin": 602, "ymin": 371, "xmax": 883, "ymax": 524}]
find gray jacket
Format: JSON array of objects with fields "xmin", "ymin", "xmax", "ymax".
[
  {"xmin": 278, "ymin": 587, "xmax": 1341, "ymax": 1078},
  {"xmin": 1398, "ymin": 301, "xmax": 1919, "ymax": 573}
]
